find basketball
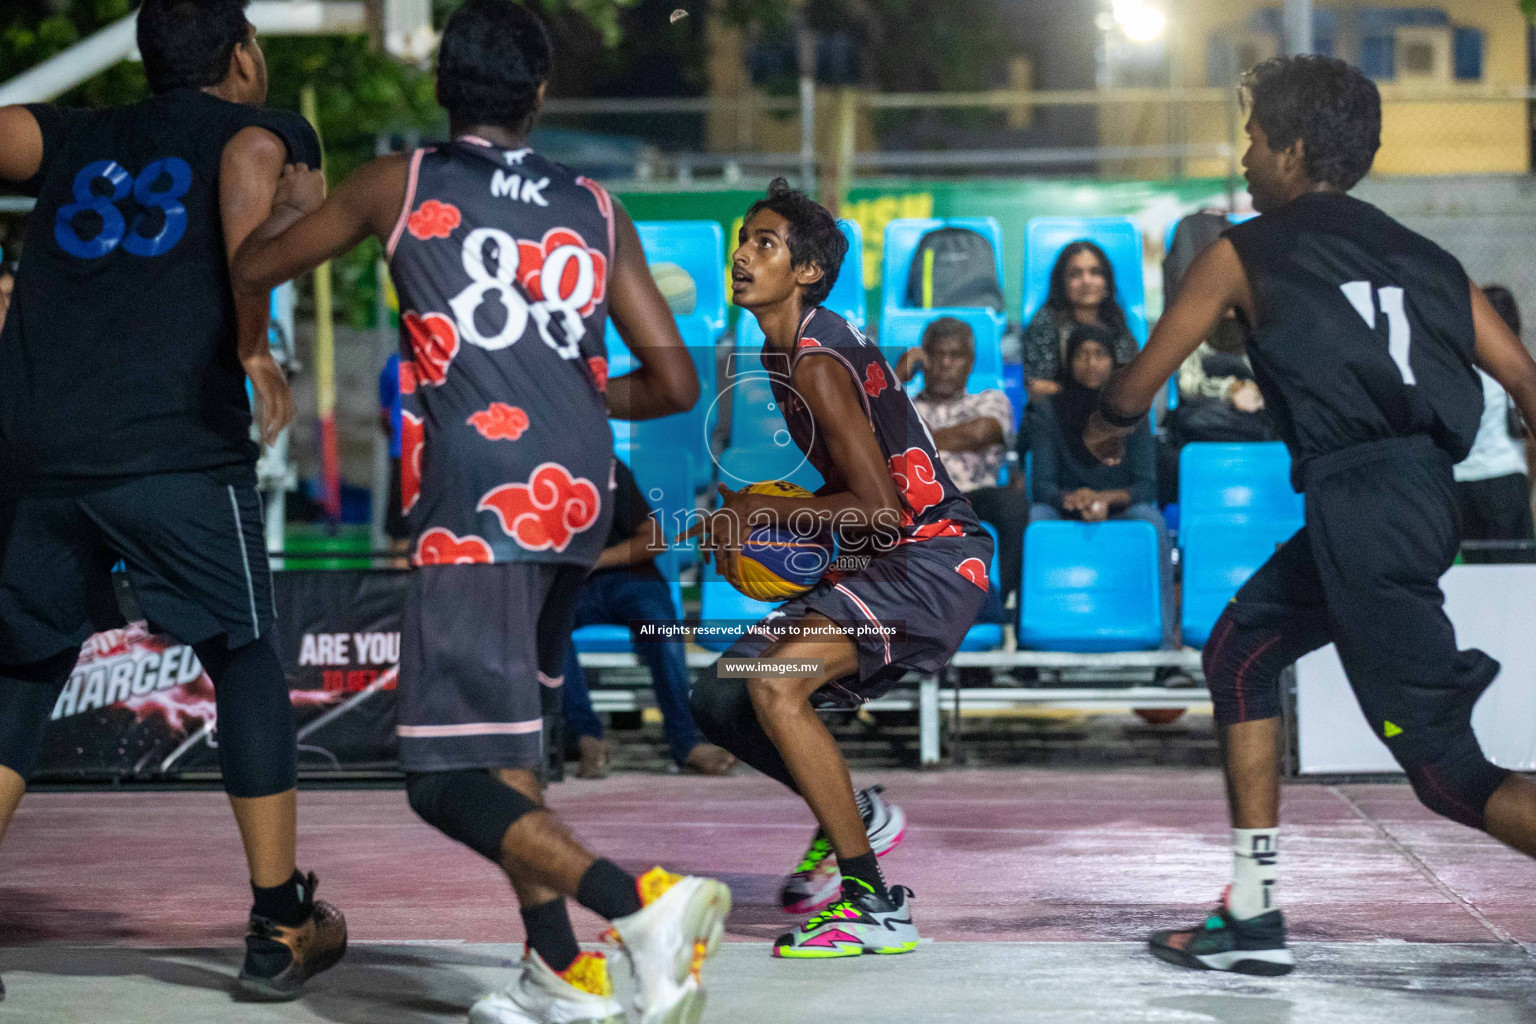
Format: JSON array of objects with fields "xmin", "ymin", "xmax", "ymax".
[
  {"xmin": 649, "ymin": 260, "xmax": 697, "ymax": 315},
  {"xmin": 734, "ymin": 481, "xmax": 835, "ymax": 602}
]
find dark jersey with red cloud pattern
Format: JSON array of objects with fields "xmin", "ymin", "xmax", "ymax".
[
  {"xmin": 387, "ymin": 138, "xmax": 615, "ymax": 567},
  {"xmin": 767, "ymin": 307, "xmax": 984, "ymax": 554}
]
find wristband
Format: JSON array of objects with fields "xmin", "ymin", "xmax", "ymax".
[{"xmin": 1096, "ymin": 399, "xmax": 1144, "ymax": 430}]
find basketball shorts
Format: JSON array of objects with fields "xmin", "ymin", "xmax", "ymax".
[
  {"xmin": 1211, "ymin": 436, "xmax": 1496, "ymax": 769},
  {"xmin": 397, "ymin": 561, "xmax": 586, "ymax": 772},
  {"xmin": 0, "ymin": 469, "xmax": 273, "ymax": 667},
  {"xmin": 723, "ymin": 531, "xmax": 993, "ymax": 707}
]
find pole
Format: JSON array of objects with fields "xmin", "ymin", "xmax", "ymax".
[
  {"xmin": 1283, "ymin": 0, "xmax": 1314, "ymax": 57},
  {"xmin": 796, "ymin": 20, "xmax": 817, "ymax": 195},
  {"xmin": 301, "ymin": 85, "xmax": 342, "ymax": 523}
]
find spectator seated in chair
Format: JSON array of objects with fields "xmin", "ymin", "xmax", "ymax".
[
  {"xmin": 1030, "ymin": 323, "xmax": 1178, "ymax": 649},
  {"xmin": 560, "ymin": 459, "xmax": 736, "ymax": 779},
  {"xmin": 1021, "ymin": 240, "xmax": 1139, "ymax": 405},
  {"xmin": 899, "ymin": 315, "xmax": 1026, "ymax": 606},
  {"xmin": 1455, "ymin": 286, "xmax": 1535, "ymax": 561},
  {"xmin": 1157, "ymin": 309, "xmax": 1278, "ymax": 505}
]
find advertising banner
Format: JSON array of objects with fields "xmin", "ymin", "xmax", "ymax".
[{"xmin": 34, "ymin": 570, "xmax": 410, "ymax": 782}]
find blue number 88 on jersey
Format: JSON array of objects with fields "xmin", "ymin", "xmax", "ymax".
[{"xmin": 55, "ymin": 157, "xmax": 193, "ymax": 260}]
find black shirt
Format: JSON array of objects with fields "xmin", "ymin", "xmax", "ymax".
[
  {"xmin": 1030, "ymin": 399, "xmax": 1156, "ymax": 509},
  {"xmin": 0, "ymin": 90, "xmax": 320, "ymax": 494},
  {"xmin": 596, "ymin": 460, "xmax": 662, "ymax": 583},
  {"xmin": 1224, "ymin": 193, "xmax": 1481, "ymax": 489}
]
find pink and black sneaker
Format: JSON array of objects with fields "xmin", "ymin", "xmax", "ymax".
[{"xmin": 778, "ymin": 785, "xmax": 908, "ymax": 915}]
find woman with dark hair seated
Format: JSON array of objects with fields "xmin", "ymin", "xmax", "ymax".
[
  {"xmin": 1030, "ymin": 323, "xmax": 1176, "ymax": 647},
  {"xmin": 1021, "ymin": 240, "xmax": 1139, "ymax": 403}
]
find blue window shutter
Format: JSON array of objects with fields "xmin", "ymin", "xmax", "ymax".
[
  {"xmin": 1360, "ymin": 36, "xmax": 1395, "ymax": 80},
  {"xmin": 1453, "ymin": 27, "xmax": 1484, "ymax": 81}
]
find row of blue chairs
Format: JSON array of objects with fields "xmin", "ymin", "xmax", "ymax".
[{"xmin": 581, "ymin": 441, "xmax": 1303, "ymax": 658}]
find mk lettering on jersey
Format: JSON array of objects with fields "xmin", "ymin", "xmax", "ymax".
[{"xmin": 491, "ymin": 171, "xmax": 550, "ymax": 206}]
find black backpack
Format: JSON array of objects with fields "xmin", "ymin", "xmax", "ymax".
[
  {"xmin": 1163, "ymin": 210, "xmax": 1231, "ymax": 306},
  {"xmin": 904, "ymin": 227, "xmax": 1004, "ymax": 310}
]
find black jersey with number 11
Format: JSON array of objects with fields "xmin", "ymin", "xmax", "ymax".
[{"xmin": 1224, "ymin": 192, "xmax": 1482, "ymax": 488}]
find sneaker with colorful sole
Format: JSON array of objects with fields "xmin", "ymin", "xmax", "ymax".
[
  {"xmin": 773, "ymin": 880, "xmax": 919, "ymax": 960},
  {"xmin": 469, "ymin": 949, "xmax": 623, "ymax": 1024},
  {"xmin": 608, "ymin": 867, "xmax": 731, "ymax": 1024},
  {"xmin": 779, "ymin": 785, "xmax": 907, "ymax": 916}
]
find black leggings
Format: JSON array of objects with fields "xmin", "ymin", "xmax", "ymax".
[
  {"xmin": 0, "ymin": 636, "xmax": 297, "ymax": 799},
  {"xmin": 689, "ymin": 677, "xmax": 799, "ymax": 793}
]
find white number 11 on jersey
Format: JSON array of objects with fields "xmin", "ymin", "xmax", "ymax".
[{"xmin": 1341, "ymin": 281, "xmax": 1415, "ymax": 385}]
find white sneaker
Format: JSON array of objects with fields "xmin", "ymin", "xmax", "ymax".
[
  {"xmin": 779, "ymin": 784, "xmax": 909, "ymax": 915},
  {"xmin": 608, "ymin": 867, "xmax": 731, "ymax": 1024},
  {"xmin": 468, "ymin": 950, "xmax": 623, "ymax": 1024}
]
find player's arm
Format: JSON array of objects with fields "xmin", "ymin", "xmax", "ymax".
[
  {"xmin": 733, "ymin": 357, "xmax": 903, "ymax": 526},
  {"xmin": 604, "ymin": 202, "xmax": 700, "ymax": 421},
  {"xmin": 220, "ymin": 126, "xmax": 297, "ymax": 447},
  {"xmin": 1087, "ymin": 238, "xmax": 1249, "ymax": 465},
  {"xmin": 231, "ymin": 156, "xmax": 405, "ymax": 295},
  {"xmin": 594, "ymin": 515, "xmax": 667, "ymax": 571},
  {"xmin": 1471, "ymin": 281, "xmax": 1536, "ymax": 436},
  {"xmin": 932, "ymin": 416, "xmax": 1004, "ymax": 453},
  {"xmin": 0, "ymin": 107, "xmax": 43, "ymax": 183}
]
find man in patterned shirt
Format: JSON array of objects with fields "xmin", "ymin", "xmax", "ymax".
[{"xmin": 899, "ymin": 316, "xmax": 1023, "ymax": 601}]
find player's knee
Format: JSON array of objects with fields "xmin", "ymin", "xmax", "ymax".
[
  {"xmin": 206, "ymin": 638, "xmax": 297, "ymax": 799},
  {"xmin": 745, "ymin": 674, "xmax": 803, "ymax": 715},
  {"xmin": 1400, "ymin": 731, "xmax": 1511, "ymax": 832},
  {"xmin": 1201, "ymin": 617, "xmax": 1285, "ymax": 725},
  {"xmin": 405, "ymin": 769, "xmax": 541, "ymax": 861}
]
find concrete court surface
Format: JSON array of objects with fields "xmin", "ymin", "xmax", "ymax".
[{"xmin": 2, "ymin": 768, "xmax": 1534, "ymax": 1023}]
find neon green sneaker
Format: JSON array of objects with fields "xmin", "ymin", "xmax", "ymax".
[{"xmin": 772, "ymin": 880, "xmax": 919, "ymax": 960}]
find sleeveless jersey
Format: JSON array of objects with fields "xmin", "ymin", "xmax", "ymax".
[
  {"xmin": 387, "ymin": 138, "xmax": 615, "ymax": 567},
  {"xmin": 767, "ymin": 307, "xmax": 982, "ymax": 550},
  {"xmin": 1225, "ymin": 193, "xmax": 1482, "ymax": 487},
  {"xmin": 0, "ymin": 91, "xmax": 320, "ymax": 492}
]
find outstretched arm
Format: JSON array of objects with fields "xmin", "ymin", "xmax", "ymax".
[
  {"xmin": 1086, "ymin": 238, "xmax": 1250, "ymax": 464},
  {"xmin": 231, "ymin": 155, "xmax": 407, "ymax": 296},
  {"xmin": 1472, "ymin": 282, "xmax": 1536, "ymax": 437},
  {"xmin": 0, "ymin": 106, "xmax": 43, "ymax": 183},
  {"xmin": 604, "ymin": 202, "xmax": 700, "ymax": 421}
]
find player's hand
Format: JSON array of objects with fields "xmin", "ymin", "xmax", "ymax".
[
  {"xmin": 895, "ymin": 347, "xmax": 924, "ymax": 382},
  {"xmin": 243, "ymin": 352, "xmax": 294, "ymax": 447},
  {"xmin": 680, "ymin": 485, "xmax": 750, "ymax": 586},
  {"xmin": 1083, "ymin": 410, "xmax": 1129, "ymax": 466},
  {"xmin": 274, "ymin": 162, "xmax": 326, "ymax": 215},
  {"xmin": 1079, "ymin": 493, "xmax": 1110, "ymax": 523}
]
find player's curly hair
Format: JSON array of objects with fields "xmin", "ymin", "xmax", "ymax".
[
  {"xmin": 137, "ymin": 0, "xmax": 251, "ymax": 95},
  {"xmin": 1242, "ymin": 55, "xmax": 1381, "ymax": 191},
  {"xmin": 745, "ymin": 178, "xmax": 846, "ymax": 309},
  {"xmin": 436, "ymin": 0, "xmax": 552, "ymax": 134}
]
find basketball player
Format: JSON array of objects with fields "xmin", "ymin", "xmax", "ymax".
[
  {"xmin": 0, "ymin": 0, "xmax": 345, "ymax": 1001},
  {"xmin": 687, "ymin": 179, "xmax": 993, "ymax": 957},
  {"xmin": 232, "ymin": 3, "xmax": 728, "ymax": 1021},
  {"xmin": 1084, "ymin": 55, "xmax": 1536, "ymax": 975}
]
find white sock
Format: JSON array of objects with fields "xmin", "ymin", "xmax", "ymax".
[{"xmin": 1229, "ymin": 827, "xmax": 1279, "ymax": 920}]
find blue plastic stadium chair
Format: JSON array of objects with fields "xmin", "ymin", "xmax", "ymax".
[
  {"xmin": 716, "ymin": 443, "xmax": 824, "ymax": 493},
  {"xmin": 572, "ymin": 547, "xmax": 686, "ymax": 654},
  {"xmin": 826, "ymin": 219, "xmax": 867, "ymax": 327},
  {"xmin": 726, "ymin": 373, "xmax": 784, "ymax": 450},
  {"xmin": 1020, "ymin": 520, "xmax": 1163, "ymax": 653},
  {"xmin": 635, "ymin": 220, "xmax": 727, "ymax": 334},
  {"xmin": 697, "ymin": 559, "xmax": 782, "ymax": 652},
  {"xmin": 1022, "ymin": 216, "xmax": 1148, "ymax": 345},
  {"xmin": 959, "ymin": 521, "xmax": 1005, "ymax": 652},
  {"xmin": 879, "ymin": 217, "xmax": 1007, "ymax": 361},
  {"xmin": 627, "ymin": 445, "xmax": 699, "ymax": 567},
  {"xmin": 1177, "ymin": 443, "xmax": 1302, "ymax": 528},
  {"xmin": 1180, "ymin": 517, "xmax": 1300, "ymax": 648},
  {"xmin": 900, "ymin": 309, "xmax": 1007, "ymax": 395},
  {"xmin": 609, "ymin": 318, "xmax": 717, "ymax": 491}
]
